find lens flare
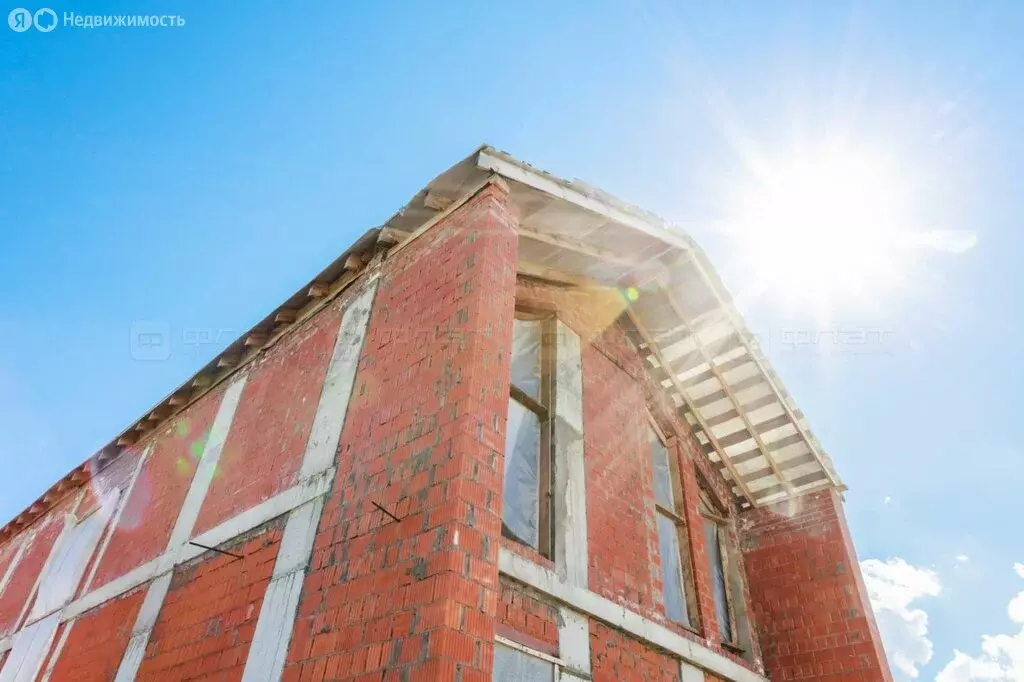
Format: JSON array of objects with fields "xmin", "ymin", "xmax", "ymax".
[{"xmin": 719, "ymin": 143, "xmax": 975, "ymax": 319}]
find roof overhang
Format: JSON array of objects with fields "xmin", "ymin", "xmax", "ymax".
[
  {"xmin": 383, "ymin": 146, "xmax": 843, "ymax": 508},
  {"xmin": 2, "ymin": 145, "xmax": 843, "ymax": 541}
]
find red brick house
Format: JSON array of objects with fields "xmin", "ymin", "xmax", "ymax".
[{"xmin": 0, "ymin": 147, "xmax": 892, "ymax": 682}]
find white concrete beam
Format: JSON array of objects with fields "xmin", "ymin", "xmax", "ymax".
[{"xmin": 500, "ymin": 549, "xmax": 766, "ymax": 682}]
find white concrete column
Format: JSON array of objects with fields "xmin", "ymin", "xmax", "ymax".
[
  {"xmin": 0, "ymin": 613, "xmax": 60, "ymax": 682},
  {"xmin": 551, "ymin": 320, "xmax": 591, "ymax": 680},
  {"xmin": 242, "ymin": 278, "xmax": 378, "ymax": 682},
  {"xmin": 113, "ymin": 374, "xmax": 247, "ymax": 682}
]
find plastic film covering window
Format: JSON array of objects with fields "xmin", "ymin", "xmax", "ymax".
[
  {"xmin": 650, "ymin": 429, "xmax": 673, "ymax": 508},
  {"xmin": 493, "ymin": 644, "xmax": 554, "ymax": 682},
  {"xmin": 503, "ymin": 397, "xmax": 541, "ymax": 549},
  {"xmin": 511, "ymin": 319, "xmax": 541, "ymax": 400},
  {"xmin": 657, "ymin": 513, "xmax": 689, "ymax": 626},
  {"xmin": 705, "ymin": 519, "xmax": 732, "ymax": 641}
]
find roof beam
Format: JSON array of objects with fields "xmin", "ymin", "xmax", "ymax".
[
  {"xmin": 660, "ymin": 289, "xmax": 795, "ymax": 500},
  {"xmin": 680, "ymin": 253, "xmax": 844, "ymax": 491},
  {"xmin": 517, "ymin": 260, "xmax": 590, "ymax": 288},
  {"xmin": 477, "ymin": 148, "xmax": 695, "ymax": 253},
  {"xmin": 517, "ymin": 227, "xmax": 643, "ymax": 270},
  {"xmin": 627, "ymin": 308, "xmax": 757, "ymax": 504}
]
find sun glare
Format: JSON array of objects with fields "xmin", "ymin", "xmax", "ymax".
[{"xmin": 726, "ymin": 148, "xmax": 914, "ymax": 316}]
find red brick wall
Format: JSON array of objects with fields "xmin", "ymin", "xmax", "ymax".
[
  {"xmin": 48, "ymin": 587, "xmax": 146, "ymax": 682},
  {"xmin": 282, "ymin": 182, "xmax": 517, "ymax": 682},
  {"xmin": 133, "ymin": 520, "xmax": 284, "ymax": 681},
  {"xmin": 739, "ymin": 488, "xmax": 891, "ymax": 682},
  {"xmin": 193, "ymin": 305, "xmax": 343, "ymax": 535},
  {"xmin": 496, "ymin": 579, "xmax": 559, "ymax": 655},
  {"xmin": 512, "ymin": 279, "xmax": 762, "ymax": 671},
  {"xmin": 0, "ymin": 181, "xmax": 890, "ymax": 682},
  {"xmin": 590, "ymin": 620, "xmax": 680, "ymax": 682},
  {"xmin": 89, "ymin": 387, "xmax": 226, "ymax": 590},
  {"xmin": 582, "ymin": 335, "xmax": 660, "ymax": 617}
]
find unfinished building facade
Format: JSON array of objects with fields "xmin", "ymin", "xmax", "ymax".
[{"xmin": 0, "ymin": 147, "xmax": 892, "ymax": 682}]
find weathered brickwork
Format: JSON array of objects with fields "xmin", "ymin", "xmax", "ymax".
[
  {"xmin": 582, "ymin": 336, "xmax": 660, "ymax": 616},
  {"xmin": 740, "ymin": 489, "xmax": 892, "ymax": 682},
  {"xmin": 194, "ymin": 307, "xmax": 343, "ymax": 535},
  {"xmin": 282, "ymin": 183, "xmax": 518, "ymax": 682},
  {"xmin": 590, "ymin": 621, "xmax": 680, "ymax": 682},
  {"xmin": 496, "ymin": 579, "xmax": 559, "ymax": 654},
  {"xmin": 134, "ymin": 520, "xmax": 285, "ymax": 681},
  {"xmin": 48, "ymin": 587, "xmax": 146, "ymax": 682}
]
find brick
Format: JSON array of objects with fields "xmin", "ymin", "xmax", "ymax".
[
  {"xmin": 281, "ymin": 182, "xmax": 517, "ymax": 681},
  {"xmin": 740, "ymin": 489, "xmax": 892, "ymax": 682},
  {"xmin": 134, "ymin": 520, "xmax": 284, "ymax": 681},
  {"xmin": 193, "ymin": 303, "xmax": 344, "ymax": 535},
  {"xmin": 0, "ymin": 158, "xmax": 892, "ymax": 682},
  {"xmin": 590, "ymin": 621, "xmax": 680, "ymax": 682},
  {"xmin": 89, "ymin": 388, "xmax": 226, "ymax": 590},
  {"xmin": 48, "ymin": 588, "xmax": 146, "ymax": 682}
]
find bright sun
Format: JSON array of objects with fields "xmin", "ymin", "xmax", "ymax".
[{"xmin": 725, "ymin": 147, "xmax": 917, "ymax": 316}]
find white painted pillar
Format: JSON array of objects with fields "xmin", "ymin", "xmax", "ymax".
[
  {"xmin": 114, "ymin": 375, "xmax": 248, "ymax": 682},
  {"xmin": 241, "ymin": 278, "xmax": 378, "ymax": 682},
  {"xmin": 551, "ymin": 320, "xmax": 591, "ymax": 680},
  {"xmin": 80, "ymin": 443, "xmax": 153, "ymax": 596},
  {"xmin": 0, "ymin": 613, "xmax": 60, "ymax": 682}
]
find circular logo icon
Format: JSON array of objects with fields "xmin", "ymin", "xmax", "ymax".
[
  {"xmin": 33, "ymin": 8, "xmax": 57, "ymax": 32},
  {"xmin": 8, "ymin": 7, "xmax": 32, "ymax": 31}
]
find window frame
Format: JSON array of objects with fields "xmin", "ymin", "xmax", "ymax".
[
  {"xmin": 503, "ymin": 309, "xmax": 556, "ymax": 559},
  {"xmin": 493, "ymin": 636, "xmax": 562, "ymax": 681},
  {"xmin": 648, "ymin": 414, "xmax": 700, "ymax": 630},
  {"xmin": 698, "ymin": 486, "xmax": 743, "ymax": 650}
]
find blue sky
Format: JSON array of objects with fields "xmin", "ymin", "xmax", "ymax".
[{"xmin": 2, "ymin": 2, "xmax": 1022, "ymax": 679}]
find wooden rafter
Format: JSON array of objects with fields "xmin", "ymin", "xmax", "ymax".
[
  {"xmin": 274, "ymin": 309, "xmax": 297, "ymax": 324},
  {"xmin": 244, "ymin": 333, "xmax": 268, "ymax": 347},
  {"xmin": 682, "ymin": 255, "xmax": 844, "ymax": 491},
  {"xmin": 517, "ymin": 227, "xmax": 642, "ymax": 270},
  {"xmin": 626, "ymin": 308, "xmax": 758, "ymax": 504},
  {"xmin": 660, "ymin": 289, "xmax": 795, "ymax": 500},
  {"xmin": 516, "ymin": 260, "xmax": 589, "ymax": 288}
]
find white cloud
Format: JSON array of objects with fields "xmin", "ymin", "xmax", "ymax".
[
  {"xmin": 957, "ymin": 555, "xmax": 971, "ymax": 563},
  {"xmin": 935, "ymin": 563, "xmax": 1024, "ymax": 682},
  {"xmin": 861, "ymin": 557, "xmax": 942, "ymax": 680}
]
